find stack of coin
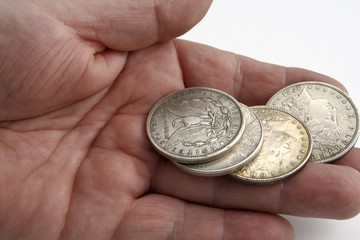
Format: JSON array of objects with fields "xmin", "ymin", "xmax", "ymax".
[{"xmin": 146, "ymin": 82, "xmax": 360, "ymax": 184}]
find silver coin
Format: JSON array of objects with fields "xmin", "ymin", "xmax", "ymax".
[
  {"xmin": 146, "ymin": 87, "xmax": 245, "ymax": 164},
  {"xmin": 267, "ymin": 81, "xmax": 360, "ymax": 163},
  {"xmin": 231, "ymin": 106, "xmax": 313, "ymax": 184},
  {"xmin": 173, "ymin": 103, "xmax": 263, "ymax": 176}
]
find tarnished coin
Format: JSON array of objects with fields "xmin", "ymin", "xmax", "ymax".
[
  {"xmin": 173, "ymin": 103, "xmax": 263, "ymax": 176},
  {"xmin": 267, "ymin": 81, "xmax": 360, "ymax": 163},
  {"xmin": 147, "ymin": 87, "xmax": 245, "ymax": 164},
  {"xmin": 231, "ymin": 106, "xmax": 313, "ymax": 184}
]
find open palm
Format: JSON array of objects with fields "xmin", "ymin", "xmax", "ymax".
[{"xmin": 0, "ymin": 1, "xmax": 359, "ymax": 239}]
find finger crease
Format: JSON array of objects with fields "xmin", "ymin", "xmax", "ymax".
[
  {"xmin": 152, "ymin": 0, "xmax": 162, "ymax": 41},
  {"xmin": 212, "ymin": 177, "xmax": 225, "ymax": 207},
  {"xmin": 277, "ymin": 181, "xmax": 286, "ymax": 214},
  {"xmin": 168, "ymin": 201, "xmax": 186, "ymax": 240},
  {"xmin": 232, "ymin": 55, "xmax": 244, "ymax": 100}
]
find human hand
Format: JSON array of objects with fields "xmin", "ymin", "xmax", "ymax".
[{"xmin": 0, "ymin": 0, "xmax": 359, "ymax": 239}]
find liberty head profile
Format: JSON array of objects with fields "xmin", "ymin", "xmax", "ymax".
[
  {"xmin": 282, "ymin": 88, "xmax": 343, "ymax": 150},
  {"xmin": 242, "ymin": 117, "xmax": 295, "ymax": 173}
]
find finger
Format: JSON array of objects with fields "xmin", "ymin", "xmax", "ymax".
[
  {"xmin": 151, "ymin": 159, "xmax": 360, "ymax": 220},
  {"xmin": 44, "ymin": 0, "xmax": 212, "ymax": 51},
  {"xmin": 114, "ymin": 194, "xmax": 294, "ymax": 240},
  {"xmin": 175, "ymin": 40, "xmax": 345, "ymax": 106}
]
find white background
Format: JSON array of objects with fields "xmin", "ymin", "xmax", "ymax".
[{"xmin": 180, "ymin": 0, "xmax": 360, "ymax": 239}]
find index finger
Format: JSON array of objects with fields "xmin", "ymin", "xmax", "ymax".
[{"xmin": 175, "ymin": 40, "xmax": 345, "ymax": 106}]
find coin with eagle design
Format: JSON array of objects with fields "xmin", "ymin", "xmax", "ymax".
[{"xmin": 146, "ymin": 87, "xmax": 245, "ymax": 164}]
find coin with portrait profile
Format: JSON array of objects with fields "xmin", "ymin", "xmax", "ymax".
[
  {"xmin": 267, "ymin": 81, "xmax": 360, "ymax": 163},
  {"xmin": 146, "ymin": 87, "xmax": 245, "ymax": 164},
  {"xmin": 173, "ymin": 103, "xmax": 263, "ymax": 176},
  {"xmin": 230, "ymin": 106, "xmax": 313, "ymax": 184}
]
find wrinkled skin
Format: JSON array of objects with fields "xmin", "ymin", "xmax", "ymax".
[{"xmin": 0, "ymin": 0, "xmax": 359, "ymax": 239}]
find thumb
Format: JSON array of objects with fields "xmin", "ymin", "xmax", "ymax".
[
  {"xmin": 0, "ymin": 0, "xmax": 212, "ymax": 120},
  {"xmin": 46, "ymin": 0, "xmax": 213, "ymax": 51}
]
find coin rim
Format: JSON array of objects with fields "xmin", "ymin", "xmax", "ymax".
[
  {"xmin": 266, "ymin": 81, "xmax": 360, "ymax": 163},
  {"xmin": 230, "ymin": 106, "xmax": 313, "ymax": 184},
  {"xmin": 172, "ymin": 104, "xmax": 264, "ymax": 176},
  {"xmin": 146, "ymin": 87, "xmax": 246, "ymax": 163}
]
